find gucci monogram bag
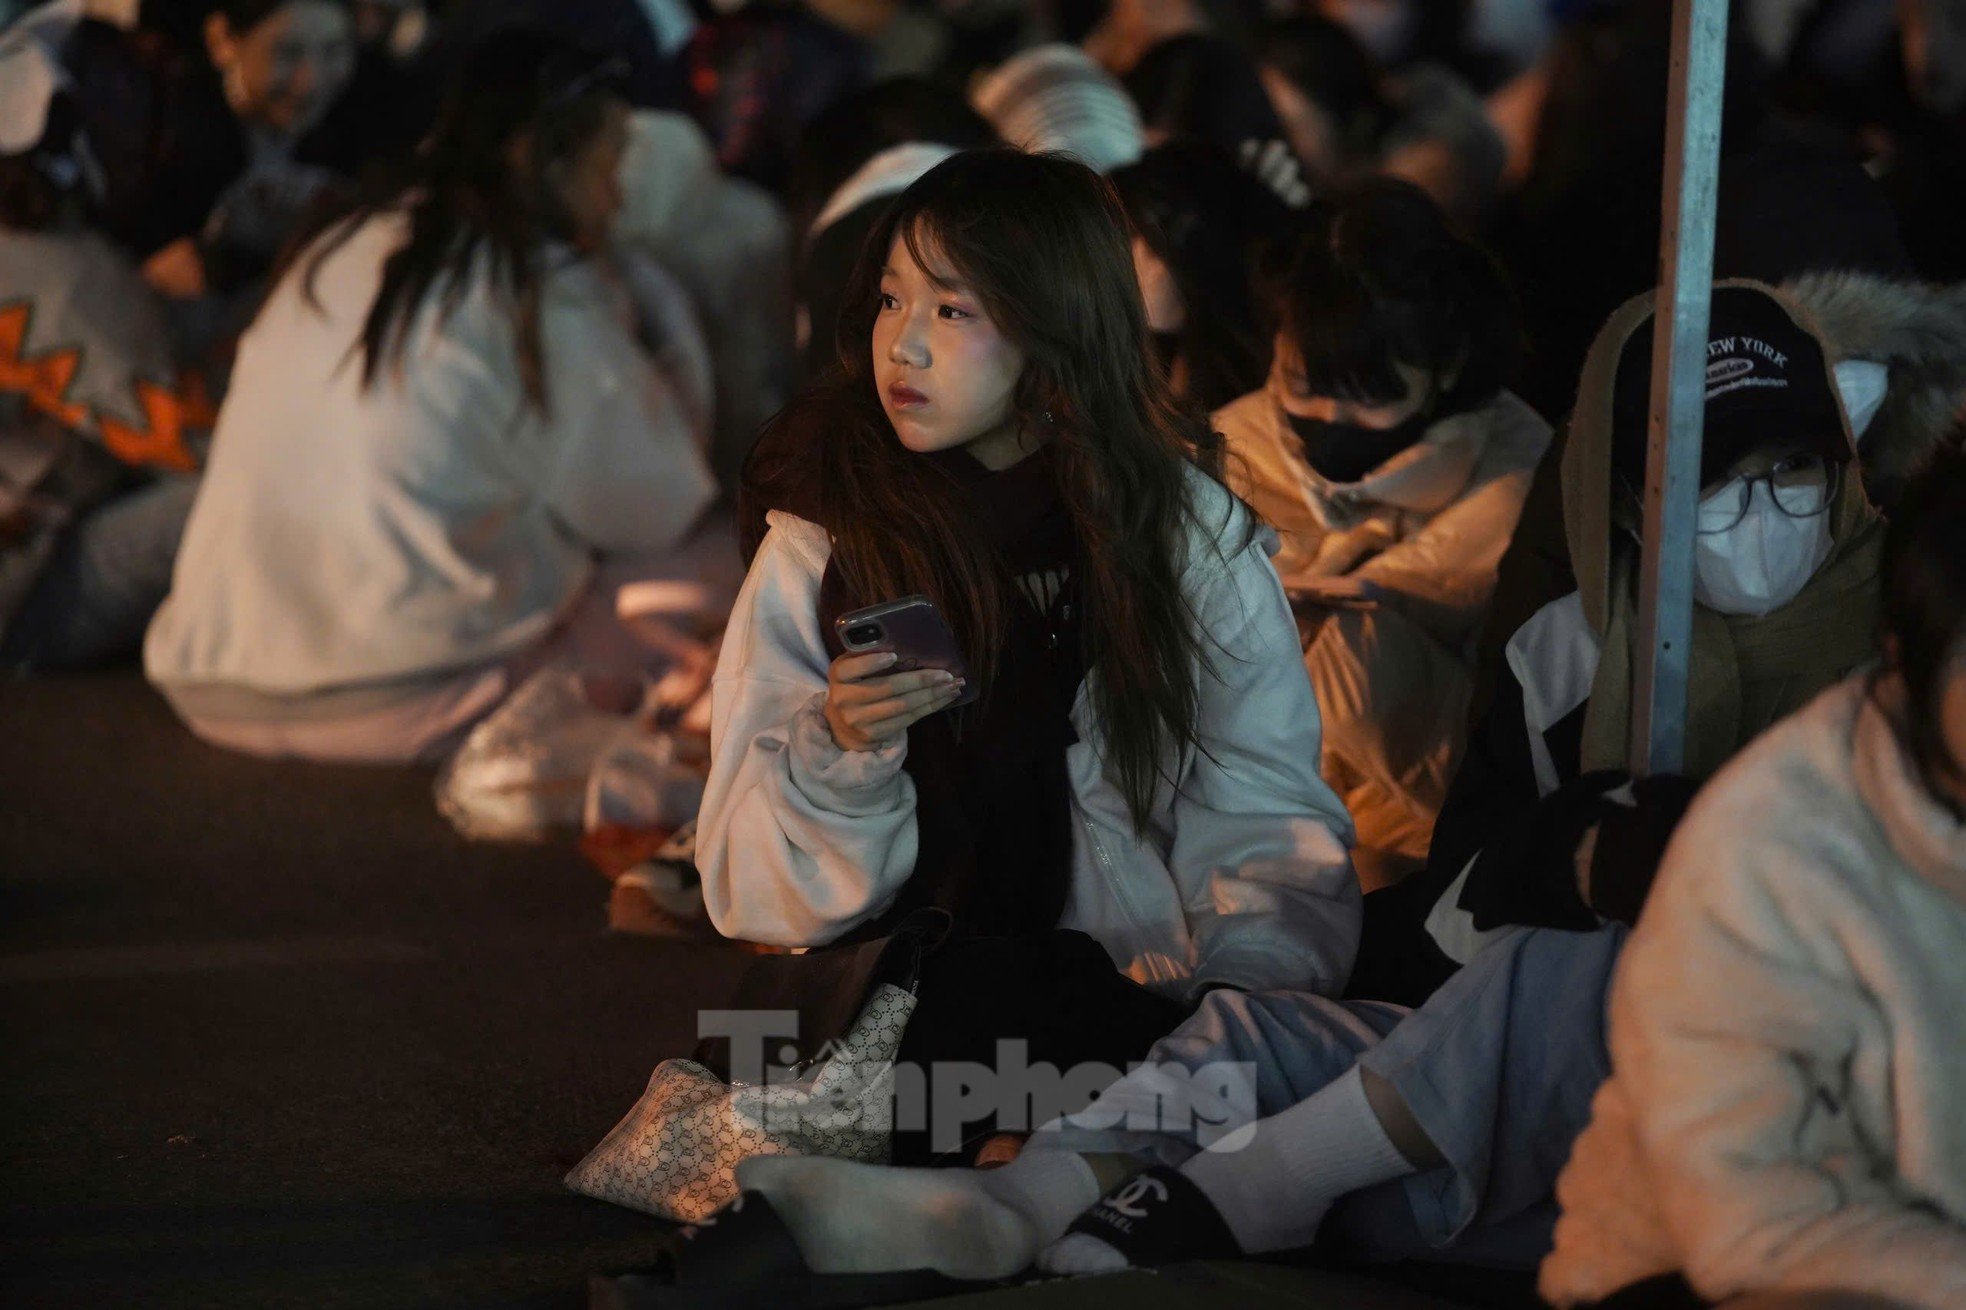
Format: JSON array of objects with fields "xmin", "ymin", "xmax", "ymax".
[
  {"xmin": 563, "ymin": 982, "xmax": 915, "ymax": 1222},
  {"xmin": 565, "ymin": 909, "xmax": 948, "ymax": 1222}
]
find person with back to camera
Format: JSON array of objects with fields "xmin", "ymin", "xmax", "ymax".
[
  {"xmin": 144, "ymin": 30, "xmax": 718, "ymax": 763},
  {"xmin": 1110, "ymin": 140, "xmax": 1292, "ymax": 413}
]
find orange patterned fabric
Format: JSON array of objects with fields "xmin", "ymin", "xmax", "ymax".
[
  {"xmin": 0, "ymin": 302, "xmax": 87, "ymax": 431},
  {"xmin": 0, "ymin": 299, "xmax": 211, "ymax": 472},
  {"xmin": 98, "ymin": 374, "xmax": 213, "ymax": 473}
]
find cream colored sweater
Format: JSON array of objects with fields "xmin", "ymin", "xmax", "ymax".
[{"xmin": 1541, "ymin": 675, "xmax": 1966, "ymax": 1309}]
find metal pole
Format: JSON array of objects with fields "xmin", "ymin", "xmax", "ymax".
[{"xmin": 1631, "ymin": 0, "xmax": 1729, "ymax": 778}]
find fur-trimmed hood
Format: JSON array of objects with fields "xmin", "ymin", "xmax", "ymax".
[{"xmin": 1782, "ymin": 272, "xmax": 1966, "ymax": 509}]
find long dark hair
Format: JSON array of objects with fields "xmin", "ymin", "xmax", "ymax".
[
  {"xmin": 1880, "ymin": 438, "xmax": 1966, "ymax": 793},
  {"xmin": 289, "ymin": 28, "xmax": 625, "ymax": 410},
  {"xmin": 1111, "ymin": 141, "xmax": 1290, "ymax": 411},
  {"xmin": 753, "ymin": 149, "xmax": 1243, "ymax": 830}
]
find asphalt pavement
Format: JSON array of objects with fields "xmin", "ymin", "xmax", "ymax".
[{"xmin": 2, "ymin": 671, "xmax": 747, "ymax": 1308}]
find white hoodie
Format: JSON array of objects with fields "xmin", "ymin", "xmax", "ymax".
[
  {"xmin": 146, "ymin": 213, "xmax": 718, "ymax": 699},
  {"xmin": 1541, "ymin": 675, "xmax": 1966, "ymax": 1309},
  {"xmin": 695, "ymin": 473, "xmax": 1360, "ymax": 1002}
]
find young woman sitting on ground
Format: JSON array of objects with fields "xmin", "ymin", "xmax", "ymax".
[
  {"xmin": 701, "ymin": 149, "xmax": 1358, "ymax": 1165},
  {"xmin": 63, "ymin": 0, "xmax": 359, "ymax": 307},
  {"xmin": 144, "ymin": 30, "xmax": 719, "ymax": 764}
]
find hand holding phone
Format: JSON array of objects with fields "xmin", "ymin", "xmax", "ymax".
[
  {"xmin": 824, "ymin": 652, "xmax": 966, "ymax": 751},
  {"xmin": 824, "ymin": 596, "xmax": 974, "ymax": 751}
]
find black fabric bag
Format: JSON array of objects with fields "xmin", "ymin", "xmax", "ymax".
[
  {"xmin": 691, "ymin": 908, "xmax": 952, "ymax": 1082},
  {"xmin": 887, "ymin": 928, "xmax": 1190, "ymax": 1166}
]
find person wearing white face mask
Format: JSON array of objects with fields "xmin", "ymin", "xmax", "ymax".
[
  {"xmin": 1348, "ymin": 280, "xmax": 1888, "ymax": 1007},
  {"xmin": 1688, "ymin": 449, "xmax": 1837, "ymax": 616},
  {"xmin": 1541, "ymin": 442, "xmax": 1966, "ymax": 1310}
]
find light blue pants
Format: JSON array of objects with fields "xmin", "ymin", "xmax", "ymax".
[
  {"xmin": 1, "ymin": 474, "xmax": 198, "ymax": 671},
  {"xmin": 1031, "ymin": 924, "xmax": 1629, "ymax": 1268}
]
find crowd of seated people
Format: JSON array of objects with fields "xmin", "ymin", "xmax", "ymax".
[{"xmin": 4, "ymin": 0, "xmax": 1965, "ymax": 1305}]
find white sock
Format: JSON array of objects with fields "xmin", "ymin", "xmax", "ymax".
[
  {"xmin": 977, "ymin": 1147, "xmax": 1105, "ymax": 1246},
  {"xmin": 733, "ymin": 1148, "xmax": 1100, "ymax": 1280},
  {"xmin": 1182, "ymin": 1065, "xmax": 1411, "ymax": 1254},
  {"xmin": 1040, "ymin": 1065, "xmax": 1413, "ymax": 1273}
]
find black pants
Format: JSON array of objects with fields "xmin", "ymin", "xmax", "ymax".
[
  {"xmin": 887, "ymin": 929, "xmax": 1190, "ymax": 1166},
  {"xmin": 1343, "ymin": 863, "xmax": 1462, "ymax": 1008}
]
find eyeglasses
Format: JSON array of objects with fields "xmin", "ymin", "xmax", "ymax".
[{"xmin": 1695, "ymin": 454, "xmax": 1840, "ymax": 535}]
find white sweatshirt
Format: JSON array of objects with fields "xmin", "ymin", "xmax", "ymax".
[
  {"xmin": 1541, "ymin": 675, "xmax": 1966, "ymax": 1310},
  {"xmin": 145, "ymin": 213, "xmax": 717, "ymax": 698},
  {"xmin": 695, "ymin": 473, "xmax": 1361, "ymax": 1001}
]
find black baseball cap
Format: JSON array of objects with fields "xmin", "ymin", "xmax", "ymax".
[{"xmin": 1612, "ymin": 284, "xmax": 1847, "ymax": 489}]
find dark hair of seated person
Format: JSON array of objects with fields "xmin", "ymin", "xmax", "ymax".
[
  {"xmin": 1256, "ymin": 14, "xmax": 1393, "ymax": 181},
  {"xmin": 1123, "ymin": 33, "xmax": 1289, "ymax": 159},
  {"xmin": 284, "ymin": 27, "xmax": 626, "ymax": 414},
  {"xmin": 0, "ymin": 98, "xmax": 92, "ymax": 232},
  {"xmin": 1877, "ymin": 439, "xmax": 1966, "ymax": 804},
  {"xmin": 783, "ymin": 77, "xmax": 999, "ymax": 249},
  {"xmin": 1110, "ymin": 140, "xmax": 1291, "ymax": 412},
  {"xmin": 1273, "ymin": 176, "xmax": 1519, "ymax": 418}
]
